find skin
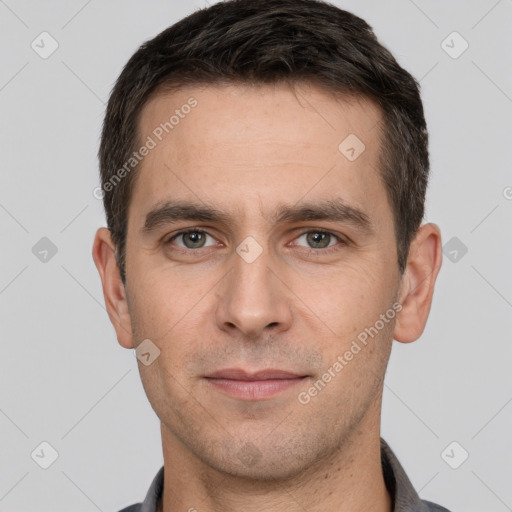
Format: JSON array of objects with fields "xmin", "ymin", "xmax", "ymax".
[{"xmin": 93, "ymin": 82, "xmax": 442, "ymax": 512}]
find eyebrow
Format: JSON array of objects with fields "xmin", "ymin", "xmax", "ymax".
[{"xmin": 141, "ymin": 198, "xmax": 373, "ymax": 236}]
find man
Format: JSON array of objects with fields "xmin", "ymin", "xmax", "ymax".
[{"xmin": 92, "ymin": 0, "xmax": 448, "ymax": 511}]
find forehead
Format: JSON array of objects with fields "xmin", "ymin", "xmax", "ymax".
[
  {"xmin": 139, "ymin": 82, "xmax": 382, "ymax": 152},
  {"xmin": 131, "ymin": 82, "xmax": 389, "ymax": 229}
]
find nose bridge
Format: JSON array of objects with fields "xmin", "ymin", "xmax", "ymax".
[
  {"xmin": 215, "ymin": 237, "xmax": 291, "ymax": 337},
  {"xmin": 234, "ymin": 240, "xmax": 273, "ymax": 298}
]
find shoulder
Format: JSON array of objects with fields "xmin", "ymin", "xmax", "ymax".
[
  {"xmin": 116, "ymin": 504, "xmax": 142, "ymax": 512},
  {"xmin": 421, "ymin": 499, "xmax": 452, "ymax": 511}
]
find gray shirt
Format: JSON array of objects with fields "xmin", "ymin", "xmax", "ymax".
[{"xmin": 118, "ymin": 438, "xmax": 451, "ymax": 512}]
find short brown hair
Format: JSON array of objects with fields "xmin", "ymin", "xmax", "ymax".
[{"xmin": 98, "ymin": 0, "xmax": 429, "ymax": 284}]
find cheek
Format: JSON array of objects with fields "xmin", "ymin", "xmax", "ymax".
[
  {"xmin": 127, "ymin": 274, "xmax": 175, "ymax": 344},
  {"xmin": 127, "ymin": 265, "xmax": 216, "ymax": 374},
  {"xmin": 293, "ymin": 257, "xmax": 387, "ymax": 332},
  {"xmin": 127, "ymin": 248, "xmax": 196, "ymax": 329}
]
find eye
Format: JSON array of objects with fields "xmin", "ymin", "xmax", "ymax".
[
  {"xmin": 166, "ymin": 229, "xmax": 218, "ymax": 250},
  {"xmin": 293, "ymin": 230, "xmax": 346, "ymax": 253},
  {"xmin": 163, "ymin": 228, "xmax": 347, "ymax": 255}
]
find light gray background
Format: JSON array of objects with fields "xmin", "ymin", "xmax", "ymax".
[{"xmin": 1, "ymin": 0, "xmax": 511, "ymax": 511}]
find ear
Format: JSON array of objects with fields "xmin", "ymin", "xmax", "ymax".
[
  {"xmin": 394, "ymin": 223, "xmax": 443, "ymax": 343},
  {"xmin": 92, "ymin": 227, "xmax": 134, "ymax": 349}
]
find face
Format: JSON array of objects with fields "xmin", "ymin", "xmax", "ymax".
[{"xmin": 120, "ymin": 83, "xmax": 404, "ymax": 479}]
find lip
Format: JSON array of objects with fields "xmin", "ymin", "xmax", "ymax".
[
  {"xmin": 205, "ymin": 368, "xmax": 308, "ymax": 400},
  {"xmin": 206, "ymin": 368, "xmax": 304, "ymax": 380}
]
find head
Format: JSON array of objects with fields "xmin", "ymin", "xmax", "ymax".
[{"xmin": 93, "ymin": 0, "xmax": 442, "ymax": 481}]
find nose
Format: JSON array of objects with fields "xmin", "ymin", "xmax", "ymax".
[{"xmin": 214, "ymin": 243, "xmax": 293, "ymax": 340}]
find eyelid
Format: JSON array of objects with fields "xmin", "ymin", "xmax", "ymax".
[
  {"xmin": 290, "ymin": 228, "xmax": 348, "ymax": 251},
  {"xmin": 293, "ymin": 228, "xmax": 348, "ymax": 243},
  {"xmin": 165, "ymin": 228, "xmax": 218, "ymax": 248},
  {"xmin": 164, "ymin": 226, "xmax": 348, "ymax": 252}
]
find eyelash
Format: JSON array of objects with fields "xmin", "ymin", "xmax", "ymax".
[{"xmin": 164, "ymin": 228, "xmax": 348, "ymax": 255}]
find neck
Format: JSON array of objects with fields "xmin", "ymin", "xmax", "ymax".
[{"xmin": 158, "ymin": 413, "xmax": 392, "ymax": 512}]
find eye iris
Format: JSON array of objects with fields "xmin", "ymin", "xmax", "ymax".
[
  {"xmin": 307, "ymin": 232, "xmax": 330, "ymax": 248},
  {"xmin": 178, "ymin": 232, "xmax": 333, "ymax": 250},
  {"xmin": 184, "ymin": 232, "xmax": 206, "ymax": 248}
]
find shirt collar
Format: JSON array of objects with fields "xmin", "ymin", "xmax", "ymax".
[
  {"xmin": 380, "ymin": 437, "xmax": 432, "ymax": 511},
  {"xmin": 139, "ymin": 465, "xmax": 163, "ymax": 512},
  {"xmin": 139, "ymin": 437, "xmax": 429, "ymax": 512}
]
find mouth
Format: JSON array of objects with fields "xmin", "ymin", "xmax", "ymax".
[{"xmin": 204, "ymin": 368, "xmax": 309, "ymax": 400}]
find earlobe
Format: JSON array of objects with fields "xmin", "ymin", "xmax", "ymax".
[
  {"xmin": 92, "ymin": 228, "xmax": 135, "ymax": 349},
  {"xmin": 393, "ymin": 223, "xmax": 443, "ymax": 344}
]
